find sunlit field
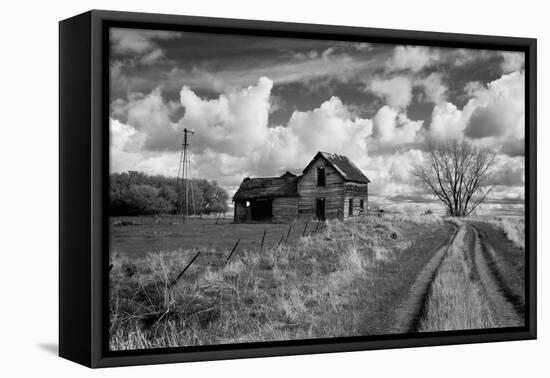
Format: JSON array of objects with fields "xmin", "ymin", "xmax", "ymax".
[{"xmin": 109, "ymin": 213, "xmax": 524, "ymax": 350}]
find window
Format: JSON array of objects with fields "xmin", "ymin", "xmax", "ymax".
[{"xmin": 317, "ymin": 167, "xmax": 326, "ymax": 186}]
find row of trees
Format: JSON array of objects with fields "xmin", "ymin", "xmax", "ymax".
[{"xmin": 110, "ymin": 171, "xmax": 229, "ymax": 216}]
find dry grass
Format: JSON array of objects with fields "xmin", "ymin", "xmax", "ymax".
[
  {"xmin": 418, "ymin": 223, "xmax": 495, "ymax": 332},
  {"xmin": 493, "ymin": 217, "xmax": 525, "ymax": 249},
  {"xmin": 109, "ymin": 214, "xmax": 444, "ymax": 350},
  {"xmin": 461, "ymin": 215, "xmax": 525, "ymax": 249}
]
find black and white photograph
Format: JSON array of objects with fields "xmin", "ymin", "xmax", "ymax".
[{"xmin": 108, "ymin": 26, "xmax": 527, "ymax": 351}]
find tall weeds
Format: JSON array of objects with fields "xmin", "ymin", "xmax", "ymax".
[
  {"xmin": 461, "ymin": 215, "xmax": 525, "ymax": 249},
  {"xmin": 109, "ymin": 215, "xmax": 415, "ymax": 350}
]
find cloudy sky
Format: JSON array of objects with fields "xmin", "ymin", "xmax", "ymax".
[{"xmin": 109, "ymin": 27, "xmax": 525, "ymax": 215}]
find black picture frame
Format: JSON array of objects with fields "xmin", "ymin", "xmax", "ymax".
[{"xmin": 59, "ymin": 9, "xmax": 537, "ymax": 368}]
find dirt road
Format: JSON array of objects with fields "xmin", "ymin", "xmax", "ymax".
[{"xmin": 394, "ymin": 221, "xmax": 525, "ymax": 333}]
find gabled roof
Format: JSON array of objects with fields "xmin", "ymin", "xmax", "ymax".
[
  {"xmin": 302, "ymin": 151, "xmax": 371, "ymax": 184},
  {"xmin": 233, "ymin": 153, "xmax": 369, "ymax": 201},
  {"xmin": 280, "ymin": 171, "xmax": 297, "ymax": 178},
  {"xmin": 233, "ymin": 174, "xmax": 298, "ymax": 201}
]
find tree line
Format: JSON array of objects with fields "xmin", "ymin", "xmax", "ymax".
[{"xmin": 110, "ymin": 171, "xmax": 229, "ymax": 216}]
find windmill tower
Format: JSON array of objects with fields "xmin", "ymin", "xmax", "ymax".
[{"xmin": 177, "ymin": 128, "xmax": 196, "ymax": 223}]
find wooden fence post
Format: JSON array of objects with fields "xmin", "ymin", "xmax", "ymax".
[
  {"xmin": 285, "ymin": 224, "xmax": 293, "ymax": 243},
  {"xmin": 276, "ymin": 234, "xmax": 285, "ymax": 249},
  {"xmin": 224, "ymin": 239, "xmax": 241, "ymax": 266},
  {"xmin": 260, "ymin": 228, "xmax": 266, "ymax": 252},
  {"xmin": 314, "ymin": 220, "xmax": 321, "ymax": 234},
  {"xmin": 169, "ymin": 251, "xmax": 201, "ymax": 288}
]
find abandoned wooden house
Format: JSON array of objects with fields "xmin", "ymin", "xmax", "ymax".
[{"xmin": 233, "ymin": 152, "xmax": 370, "ymax": 223}]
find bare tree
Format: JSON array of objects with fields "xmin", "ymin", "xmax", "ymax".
[{"xmin": 412, "ymin": 138, "xmax": 496, "ymax": 217}]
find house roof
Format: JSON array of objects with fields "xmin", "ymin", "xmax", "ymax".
[
  {"xmin": 303, "ymin": 152, "xmax": 371, "ymax": 184},
  {"xmin": 233, "ymin": 152, "xmax": 369, "ymax": 201},
  {"xmin": 233, "ymin": 174, "xmax": 298, "ymax": 201},
  {"xmin": 280, "ymin": 171, "xmax": 297, "ymax": 178}
]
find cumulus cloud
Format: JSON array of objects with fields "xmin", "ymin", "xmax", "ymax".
[
  {"xmin": 108, "ymin": 32, "xmax": 526, "ymax": 210},
  {"xmin": 369, "ymin": 76, "xmax": 413, "ymax": 109},
  {"xmin": 429, "ymin": 101, "xmax": 472, "ymax": 141},
  {"xmin": 284, "ymin": 97, "xmax": 372, "ymax": 163},
  {"xmin": 179, "ymin": 78, "xmax": 374, "ymax": 175},
  {"xmin": 418, "ymin": 73, "xmax": 447, "ymax": 104},
  {"xmin": 370, "ymin": 106, "xmax": 423, "ymax": 149},
  {"xmin": 110, "ymin": 118, "xmax": 144, "ymax": 173},
  {"xmin": 178, "ymin": 77, "xmax": 272, "ymax": 156},
  {"xmin": 500, "ymin": 138, "xmax": 525, "ymax": 157},
  {"xmin": 110, "ymin": 77, "xmax": 376, "ymax": 191},
  {"xmin": 465, "ymin": 71, "xmax": 525, "ymax": 141},
  {"xmin": 386, "ymin": 46, "xmax": 440, "ymax": 73},
  {"xmin": 364, "ymin": 149, "xmax": 425, "ymax": 197},
  {"xmin": 427, "ymin": 71, "xmax": 524, "ymax": 158},
  {"xmin": 122, "ymin": 89, "xmax": 181, "ymax": 151},
  {"xmin": 110, "ymin": 58, "xmax": 526, "ymax": 207},
  {"xmin": 487, "ymin": 155, "xmax": 525, "ymax": 187},
  {"xmin": 370, "ymin": 72, "xmax": 446, "ymax": 110},
  {"xmin": 389, "ymin": 149, "xmax": 424, "ymax": 184},
  {"xmin": 468, "ymin": 105, "xmax": 510, "ymax": 138},
  {"xmin": 111, "ymin": 75, "xmax": 436, "ymax": 195},
  {"xmin": 500, "ymin": 51, "xmax": 525, "ymax": 74}
]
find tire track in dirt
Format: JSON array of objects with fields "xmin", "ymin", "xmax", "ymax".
[
  {"xmin": 391, "ymin": 223, "xmax": 459, "ymax": 334},
  {"xmin": 470, "ymin": 224, "xmax": 524, "ymax": 327},
  {"xmin": 394, "ymin": 222, "xmax": 523, "ymax": 333}
]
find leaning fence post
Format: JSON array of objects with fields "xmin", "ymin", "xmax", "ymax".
[
  {"xmin": 314, "ymin": 220, "xmax": 321, "ymax": 234},
  {"xmin": 260, "ymin": 228, "xmax": 266, "ymax": 252},
  {"xmin": 169, "ymin": 251, "xmax": 201, "ymax": 289},
  {"xmin": 224, "ymin": 239, "xmax": 241, "ymax": 266},
  {"xmin": 302, "ymin": 221, "xmax": 309, "ymax": 237},
  {"xmin": 285, "ymin": 223, "xmax": 293, "ymax": 243},
  {"xmin": 276, "ymin": 234, "xmax": 285, "ymax": 249}
]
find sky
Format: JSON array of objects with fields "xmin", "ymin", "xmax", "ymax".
[{"xmin": 109, "ymin": 27, "xmax": 526, "ymax": 216}]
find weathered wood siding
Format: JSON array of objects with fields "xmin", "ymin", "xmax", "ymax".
[
  {"xmin": 234, "ymin": 200, "xmax": 247, "ymax": 223},
  {"xmin": 272, "ymin": 197, "xmax": 298, "ymax": 223},
  {"xmin": 344, "ymin": 182, "xmax": 368, "ymax": 218},
  {"xmin": 297, "ymin": 156, "xmax": 345, "ymax": 220}
]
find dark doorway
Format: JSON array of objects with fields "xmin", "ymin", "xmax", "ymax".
[
  {"xmin": 348, "ymin": 198, "xmax": 354, "ymax": 216},
  {"xmin": 250, "ymin": 198, "xmax": 273, "ymax": 221},
  {"xmin": 316, "ymin": 198, "xmax": 325, "ymax": 221}
]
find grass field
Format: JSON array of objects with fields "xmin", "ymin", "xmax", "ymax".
[
  {"xmin": 109, "ymin": 214, "xmax": 450, "ymax": 350},
  {"xmin": 110, "ymin": 215, "xmax": 318, "ymax": 255},
  {"xmin": 109, "ymin": 213, "xmax": 525, "ymax": 350}
]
